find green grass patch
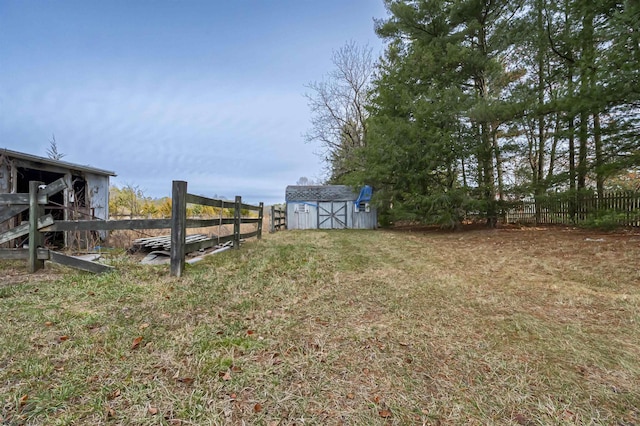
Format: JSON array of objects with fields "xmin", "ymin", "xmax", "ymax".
[{"xmin": 1, "ymin": 228, "xmax": 639, "ymax": 424}]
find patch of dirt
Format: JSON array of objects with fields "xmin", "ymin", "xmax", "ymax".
[{"xmin": 0, "ymin": 265, "xmax": 64, "ymax": 286}]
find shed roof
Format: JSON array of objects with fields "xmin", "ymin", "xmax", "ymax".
[
  {"xmin": 286, "ymin": 185, "xmax": 358, "ymax": 202},
  {"xmin": 1, "ymin": 148, "xmax": 116, "ymax": 176}
]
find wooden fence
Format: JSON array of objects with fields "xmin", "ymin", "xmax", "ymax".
[
  {"xmin": 169, "ymin": 180, "xmax": 263, "ymax": 277},
  {"xmin": 0, "ymin": 180, "xmax": 264, "ymax": 277},
  {"xmin": 269, "ymin": 205, "xmax": 286, "ymax": 233},
  {"xmin": 503, "ymin": 191, "xmax": 640, "ymax": 227}
]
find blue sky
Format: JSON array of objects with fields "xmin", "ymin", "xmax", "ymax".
[{"xmin": 0, "ymin": 1, "xmax": 386, "ymax": 204}]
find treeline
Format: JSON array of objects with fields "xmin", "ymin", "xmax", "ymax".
[
  {"xmin": 109, "ymin": 185, "xmax": 239, "ymax": 219},
  {"xmin": 313, "ymin": 0, "xmax": 640, "ymax": 227}
]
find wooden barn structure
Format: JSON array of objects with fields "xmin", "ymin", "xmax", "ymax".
[
  {"xmin": 0, "ymin": 148, "xmax": 115, "ymax": 247},
  {"xmin": 285, "ymin": 185, "xmax": 377, "ymax": 230}
]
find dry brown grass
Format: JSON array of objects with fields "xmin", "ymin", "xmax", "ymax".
[{"xmin": 1, "ymin": 226, "xmax": 639, "ymax": 425}]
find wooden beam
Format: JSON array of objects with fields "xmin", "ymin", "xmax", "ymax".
[
  {"xmin": 233, "ymin": 196, "xmax": 241, "ymax": 250},
  {"xmin": 43, "ymin": 217, "xmax": 240, "ymax": 232},
  {"xmin": 170, "ymin": 181, "xmax": 187, "ymax": 277},
  {"xmin": 0, "ymin": 193, "xmax": 47, "ymax": 205},
  {"xmin": 270, "ymin": 205, "xmax": 275, "ymax": 233},
  {"xmin": 0, "ymin": 215, "xmax": 54, "ymax": 245},
  {"xmin": 240, "ymin": 230, "xmax": 259, "ymax": 239},
  {"xmin": 28, "ymin": 181, "xmax": 45, "ymax": 273},
  {"xmin": 39, "ymin": 177, "xmax": 68, "ymax": 196},
  {"xmin": 185, "ymin": 218, "xmax": 235, "ymax": 228},
  {"xmin": 257, "ymin": 202, "xmax": 264, "ymax": 240},
  {"xmin": 237, "ymin": 217, "xmax": 261, "ymax": 224},
  {"xmin": 185, "ymin": 193, "xmax": 235, "ymax": 209},
  {"xmin": 0, "ymin": 205, "xmax": 28, "ymax": 223},
  {"xmin": 42, "ymin": 218, "xmax": 172, "ymax": 232},
  {"xmin": 0, "ymin": 248, "xmax": 49, "ymax": 260},
  {"xmin": 184, "ymin": 237, "xmax": 219, "ymax": 253},
  {"xmin": 48, "ymin": 251, "xmax": 113, "ymax": 274},
  {"xmin": 240, "ymin": 202, "xmax": 260, "ymax": 211}
]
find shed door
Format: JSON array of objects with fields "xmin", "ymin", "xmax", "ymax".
[{"xmin": 318, "ymin": 202, "xmax": 347, "ymax": 229}]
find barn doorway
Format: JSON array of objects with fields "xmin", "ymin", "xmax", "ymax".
[{"xmin": 15, "ymin": 167, "xmax": 66, "ymax": 248}]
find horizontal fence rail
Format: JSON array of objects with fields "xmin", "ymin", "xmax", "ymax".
[
  {"xmin": 269, "ymin": 206, "xmax": 286, "ymax": 233},
  {"xmin": 1, "ymin": 179, "xmax": 265, "ymax": 276},
  {"xmin": 171, "ymin": 180, "xmax": 263, "ymax": 277}
]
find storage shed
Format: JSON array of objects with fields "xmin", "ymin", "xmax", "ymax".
[
  {"xmin": 285, "ymin": 185, "xmax": 377, "ymax": 230},
  {"xmin": 0, "ymin": 148, "xmax": 116, "ymax": 247}
]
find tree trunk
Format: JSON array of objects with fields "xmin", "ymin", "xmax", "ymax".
[{"xmin": 594, "ymin": 112, "xmax": 604, "ymax": 198}]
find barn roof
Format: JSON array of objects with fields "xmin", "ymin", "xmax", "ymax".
[
  {"xmin": 286, "ymin": 185, "xmax": 358, "ymax": 202},
  {"xmin": 1, "ymin": 148, "xmax": 116, "ymax": 176}
]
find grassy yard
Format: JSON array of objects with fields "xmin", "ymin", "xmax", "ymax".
[{"xmin": 1, "ymin": 227, "xmax": 639, "ymax": 425}]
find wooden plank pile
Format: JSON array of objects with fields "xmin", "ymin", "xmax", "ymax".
[{"xmin": 132, "ymin": 234, "xmax": 211, "ymax": 252}]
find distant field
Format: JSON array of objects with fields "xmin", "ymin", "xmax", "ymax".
[{"xmin": 1, "ymin": 226, "xmax": 639, "ymax": 425}]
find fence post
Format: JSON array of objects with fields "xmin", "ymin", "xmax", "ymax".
[
  {"xmin": 233, "ymin": 196, "xmax": 241, "ymax": 249},
  {"xmin": 170, "ymin": 180, "xmax": 187, "ymax": 277},
  {"xmin": 269, "ymin": 205, "xmax": 275, "ymax": 233},
  {"xmin": 257, "ymin": 202, "xmax": 264, "ymax": 240},
  {"xmin": 28, "ymin": 181, "xmax": 44, "ymax": 273}
]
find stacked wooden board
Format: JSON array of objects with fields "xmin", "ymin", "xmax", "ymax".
[{"xmin": 132, "ymin": 234, "xmax": 211, "ymax": 252}]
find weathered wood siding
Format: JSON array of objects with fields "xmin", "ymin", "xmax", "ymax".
[
  {"xmin": 287, "ymin": 202, "xmax": 318, "ymax": 230},
  {"xmin": 285, "ymin": 185, "xmax": 377, "ymax": 230},
  {"xmin": 351, "ymin": 204, "xmax": 377, "ymax": 229},
  {"xmin": 85, "ymin": 172, "xmax": 109, "ymax": 220},
  {"xmin": 0, "ymin": 158, "xmax": 11, "ymax": 244},
  {"xmin": 286, "ymin": 201, "xmax": 377, "ymax": 230}
]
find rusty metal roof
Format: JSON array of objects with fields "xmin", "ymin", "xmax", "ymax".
[{"xmin": 1, "ymin": 148, "xmax": 116, "ymax": 176}]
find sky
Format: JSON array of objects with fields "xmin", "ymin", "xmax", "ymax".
[{"xmin": 0, "ymin": 0, "xmax": 387, "ymax": 205}]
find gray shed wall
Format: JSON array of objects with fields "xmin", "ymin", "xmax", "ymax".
[
  {"xmin": 85, "ymin": 173, "xmax": 110, "ymax": 221},
  {"xmin": 287, "ymin": 203, "xmax": 318, "ymax": 230},
  {"xmin": 286, "ymin": 200, "xmax": 377, "ymax": 230},
  {"xmin": 285, "ymin": 185, "xmax": 377, "ymax": 230}
]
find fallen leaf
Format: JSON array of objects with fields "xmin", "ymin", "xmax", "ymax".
[
  {"xmin": 59, "ymin": 335, "xmax": 69, "ymax": 342},
  {"xmin": 229, "ymin": 393, "xmax": 237, "ymax": 400},
  {"xmin": 44, "ymin": 321, "xmax": 53, "ymax": 327},
  {"xmin": 148, "ymin": 406, "xmax": 159, "ymax": 415},
  {"xmin": 253, "ymin": 403, "xmax": 262, "ymax": 413},
  {"xmin": 246, "ymin": 330, "xmax": 255, "ymax": 335},
  {"xmin": 109, "ymin": 389, "xmax": 121, "ymax": 400},
  {"xmin": 19, "ymin": 395, "xmax": 28, "ymax": 406},
  {"xmin": 139, "ymin": 323, "xmax": 150, "ymax": 330},
  {"xmin": 131, "ymin": 336, "xmax": 144, "ymax": 350},
  {"xmin": 514, "ymin": 413, "xmax": 529, "ymax": 425},
  {"xmin": 177, "ymin": 377, "xmax": 194, "ymax": 385},
  {"xmin": 220, "ymin": 372, "xmax": 232, "ymax": 381},
  {"xmin": 372, "ymin": 395, "xmax": 381, "ymax": 404},
  {"xmin": 231, "ymin": 365, "xmax": 242, "ymax": 372},
  {"xmin": 346, "ymin": 393, "xmax": 354, "ymax": 399},
  {"xmin": 105, "ymin": 405, "xmax": 115, "ymax": 417},
  {"xmin": 379, "ymin": 409, "xmax": 392, "ymax": 418}
]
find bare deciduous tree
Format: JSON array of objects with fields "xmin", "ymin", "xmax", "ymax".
[{"xmin": 304, "ymin": 41, "xmax": 375, "ymax": 182}]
